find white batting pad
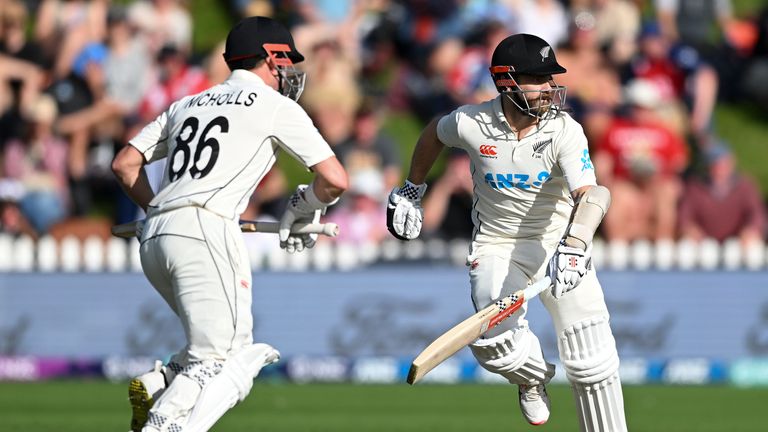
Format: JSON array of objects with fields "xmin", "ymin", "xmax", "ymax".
[
  {"xmin": 572, "ymin": 371, "xmax": 626, "ymax": 432},
  {"xmin": 142, "ymin": 360, "xmax": 223, "ymax": 432},
  {"xmin": 558, "ymin": 316, "xmax": 627, "ymax": 432},
  {"xmin": 470, "ymin": 328, "xmax": 555, "ymax": 385},
  {"xmin": 184, "ymin": 343, "xmax": 280, "ymax": 432}
]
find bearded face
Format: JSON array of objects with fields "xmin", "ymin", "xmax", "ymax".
[{"xmin": 504, "ymin": 78, "xmax": 566, "ymax": 120}]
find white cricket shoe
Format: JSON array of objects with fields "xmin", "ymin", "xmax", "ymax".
[
  {"xmin": 129, "ymin": 360, "xmax": 167, "ymax": 432},
  {"xmin": 518, "ymin": 384, "xmax": 551, "ymax": 425}
]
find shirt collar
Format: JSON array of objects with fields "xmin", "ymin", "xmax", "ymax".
[
  {"xmin": 492, "ymin": 95, "xmax": 513, "ymax": 132},
  {"xmin": 227, "ymin": 69, "xmax": 268, "ymax": 86}
]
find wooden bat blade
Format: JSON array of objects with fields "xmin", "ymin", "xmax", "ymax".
[
  {"xmin": 407, "ymin": 302, "xmax": 502, "ymax": 384},
  {"xmin": 407, "ymin": 276, "xmax": 551, "ymax": 385}
]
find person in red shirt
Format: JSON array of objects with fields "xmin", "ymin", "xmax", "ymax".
[
  {"xmin": 628, "ymin": 21, "xmax": 718, "ymax": 137},
  {"xmin": 137, "ymin": 44, "xmax": 209, "ymax": 123},
  {"xmin": 595, "ymin": 78, "xmax": 688, "ymax": 241},
  {"xmin": 678, "ymin": 142, "xmax": 766, "ymax": 244}
]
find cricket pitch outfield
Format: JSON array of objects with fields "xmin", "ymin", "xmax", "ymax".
[{"xmin": 0, "ymin": 381, "xmax": 765, "ymax": 431}]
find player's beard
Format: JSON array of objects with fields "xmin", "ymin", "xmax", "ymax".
[
  {"xmin": 508, "ymin": 91, "xmax": 552, "ymax": 119},
  {"xmin": 529, "ymin": 94, "xmax": 552, "ymax": 117}
]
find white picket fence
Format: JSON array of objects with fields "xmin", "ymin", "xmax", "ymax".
[{"xmin": 0, "ymin": 234, "xmax": 765, "ymax": 272}]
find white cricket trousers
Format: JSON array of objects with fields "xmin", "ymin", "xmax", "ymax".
[{"xmin": 140, "ymin": 206, "xmax": 254, "ymax": 362}]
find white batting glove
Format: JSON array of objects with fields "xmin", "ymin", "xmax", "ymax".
[
  {"xmin": 386, "ymin": 180, "xmax": 427, "ymax": 240},
  {"xmin": 279, "ymin": 184, "xmax": 325, "ymax": 254},
  {"xmin": 548, "ymin": 241, "xmax": 591, "ymax": 298}
]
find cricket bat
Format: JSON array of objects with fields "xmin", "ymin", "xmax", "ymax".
[
  {"xmin": 407, "ymin": 276, "xmax": 552, "ymax": 385},
  {"xmin": 111, "ymin": 219, "xmax": 340, "ymax": 238}
]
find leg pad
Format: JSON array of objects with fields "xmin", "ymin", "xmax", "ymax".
[{"xmin": 470, "ymin": 328, "xmax": 555, "ymax": 385}]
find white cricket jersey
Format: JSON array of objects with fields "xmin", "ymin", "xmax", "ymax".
[
  {"xmin": 437, "ymin": 96, "xmax": 597, "ymax": 242},
  {"xmin": 130, "ymin": 69, "xmax": 335, "ymax": 220}
]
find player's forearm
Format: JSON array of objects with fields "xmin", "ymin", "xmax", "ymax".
[
  {"xmin": 407, "ymin": 118, "xmax": 444, "ymax": 185},
  {"xmin": 115, "ymin": 168, "xmax": 154, "ymax": 212},
  {"xmin": 310, "ymin": 156, "xmax": 348, "ymax": 203},
  {"xmin": 111, "ymin": 146, "xmax": 154, "ymax": 211}
]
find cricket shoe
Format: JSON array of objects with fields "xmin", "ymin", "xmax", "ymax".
[
  {"xmin": 518, "ymin": 384, "xmax": 550, "ymax": 425},
  {"xmin": 129, "ymin": 360, "xmax": 167, "ymax": 432}
]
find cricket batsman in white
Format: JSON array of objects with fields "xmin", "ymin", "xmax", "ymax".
[
  {"xmin": 111, "ymin": 16, "xmax": 348, "ymax": 432},
  {"xmin": 387, "ymin": 33, "xmax": 626, "ymax": 431}
]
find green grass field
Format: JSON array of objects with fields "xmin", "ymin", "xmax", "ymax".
[{"xmin": 1, "ymin": 381, "xmax": 766, "ymax": 431}]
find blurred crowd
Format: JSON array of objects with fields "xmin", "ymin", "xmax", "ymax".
[{"xmin": 1, "ymin": 0, "xmax": 768, "ymax": 252}]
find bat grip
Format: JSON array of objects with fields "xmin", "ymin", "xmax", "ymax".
[
  {"xmin": 240, "ymin": 221, "xmax": 340, "ymax": 237},
  {"xmin": 522, "ymin": 276, "xmax": 552, "ymax": 300}
]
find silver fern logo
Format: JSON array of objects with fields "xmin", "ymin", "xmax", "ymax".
[
  {"xmin": 532, "ymin": 138, "xmax": 552, "ymax": 158},
  {"xmin": 539, "ymin": 46, "xmax": 551, "ymax": 62}
]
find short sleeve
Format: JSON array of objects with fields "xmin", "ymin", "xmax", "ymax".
[
  {"xmin": 557, "ymin": 120, "xmax": 597, "ymax": 191},
  {"xmin": 272, "ymin": 99, "xmax": 335, "ymax": 167},
  {"xmin": 436, "ymin": 110, "xmax": 464, "ymax": 149},
  {"xmin": 129, "ymin": 108, "xmax": 171, "ymax": 164}
]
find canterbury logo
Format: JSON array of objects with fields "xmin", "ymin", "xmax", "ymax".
[
  {"xmin": 540, "ymin": 46, "xmax": 551, "ymax": 61},
  {"xmin": 479, "ymin": 145, "xmax": 497, "ymax": 157},
  {"xmin": 532, "ymin": 138, "xmax": 552, "ymax": 154}
]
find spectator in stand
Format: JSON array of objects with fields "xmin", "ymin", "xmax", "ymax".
[
  {"xmin": 0, "ymin": 54, "xmax": 44, "ymax": 144},
  {"xmin": 655, "ymin": 0, "xmax": 733, "ymax": 56},
  {"xmin": 137, "ymin": 44, "xmax": 209, "ymax": 124},
  {"xmin": 297, "ymin": 28, "xmax": 361, "ymax": 147},
  {"xmin": 510, "ymin": 0, "xmax": 569, "ymax": 48},
  {"xmin": 594, "ymin": 78, "xmax": 688, "ymax": 242},
  {"xmin": 44, "ymin": 40, "xmax": 109, "ymax": 215},
  {"xmin": 127, "ymin": 0, "xmax": 192, "ymax": 55},
  {"xmin": 334, "ymin": 102, "xmax": 402, "ymax": 191},
  {"xmin": 627, "ymin": 21, "xmax": 718, "ymax": 137},
  {"xmin": 447, "ymin": 20, "xmax": 509, "ymax": 105},
  {"xmin": 0, "ymin": 1, "xmax": 45, "ymax": 141},
  {"xmin": 591, "ymin": 0, "xmax": 641, "ymax": 51},
  {"xmin": 742, "ymin": 5, "xmax": 768, "ymax": 108},
  {"xmin": 56, "ymin": 7, "xmax": 152, "ymax": 140},
  {"xmin": 678, "ymin": 141, "xmax": 766, "ymax": 245},
  {"xmin": 0, "ymin": 179, "xmax": 36, "ymax": 238},
  {"xmin": 421, "ymin": 150, "xmax": 474, "ymax": 240},
  {"xmin": 556, "ymin": 10, "xmax": 623, "ymax": 144},
  {"xmin": 34, "ymin": 0, "xmax": 108, "ymax": 79},
  {"xmin": 326, "ymin": 169, "xmax": 387, "ymax": 245},
  {"xmin": 2, "ymin": 94, "xmax": 69, "ymax": 234},
  {"xmin": 389, "ymin": 36, "xmax": 464, "ymax": 124},
  {"xmin": 0, "ymin": 0, "xmax": 46, "ymax": 68}
]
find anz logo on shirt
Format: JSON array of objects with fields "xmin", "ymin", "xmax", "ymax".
[{"xmin": 485, "ymin": 171, "xmax": 551, "ymax": 190}]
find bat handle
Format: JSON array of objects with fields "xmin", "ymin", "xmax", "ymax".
[
  {"xmin": 239, "ymin": 221, "xmax": 340, "ymax": 237},
  {"xmin": 522, "ymin": 276, "xmax": 552, "ymax": 300}
]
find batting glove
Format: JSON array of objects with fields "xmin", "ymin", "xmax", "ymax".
[
  {"xmin": 279, "ymin": 184, "xmax": 325, "ymax": 253},
  {"xmin": 548, "ymin": 241, "xmax": 592, "ymax": 298},
  {"xmin": 386, "ymin": 180, "xmax": 427, "ymax": 240}
]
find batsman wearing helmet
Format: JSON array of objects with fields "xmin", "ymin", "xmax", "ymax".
[
  {"xmin": 388, "ymin": 34, "xmax": 625, "ymax": 431},
  {"xmin": 111, "ymin": 16, "xmax": 348, "ymax": 432}
]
